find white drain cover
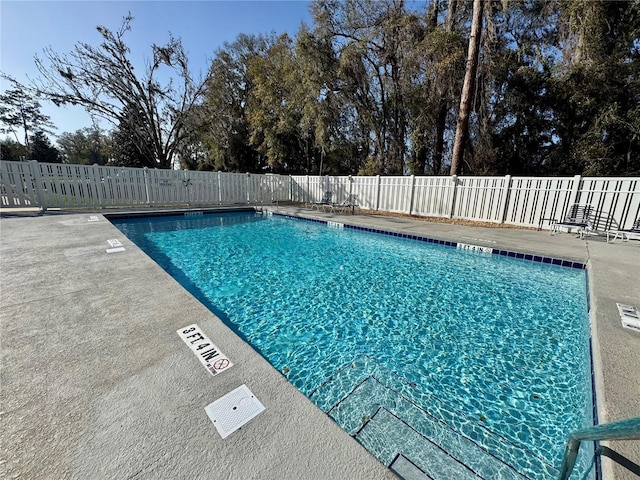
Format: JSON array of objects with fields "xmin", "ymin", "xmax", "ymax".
[{"xmin": 205, "ymin": 384, "xmax": 265, "ymax": 439}]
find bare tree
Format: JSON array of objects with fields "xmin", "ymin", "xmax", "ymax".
[
  {"xmin": 450, "ymin": 0, "xmax": 483, "ymax": 175},
  {"xmin": 33, "ymin": 14, "xmax": 211, "ymax": 169}
]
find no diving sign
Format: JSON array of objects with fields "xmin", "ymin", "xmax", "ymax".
[{"xmin": 177, "ymin": 324, "xmax": 234, "ymax": 377}]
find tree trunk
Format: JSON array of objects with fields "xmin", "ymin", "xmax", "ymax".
[
  {"xmin": 20, "ymin": 105, "xmax": 30, "ymax": 151},
  {"xmin": 433, "ymin": 98, "xmax": 447, "ymax": 175},
  {"xmin": 428, "ymin": 0, "xmax": 439, "ymax": 29},
  {"xmin": 445, "ymin": 0, "xmax": 458, "ymax": 31},
  {"xmin": 450, "ymin": 0, "xmax": 483, "ymax": 176},
  {"xmin": 432, "ymin": 0, "xmax": 458, "ymax": 175}
]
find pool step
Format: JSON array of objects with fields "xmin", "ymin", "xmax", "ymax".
[
  {"xmin": 309, "ymin": 355, "xmax": 559, "ymax": 480},
  {"xmin": 308, "ymin": 354, "xmax": 375, "ymax": 412},
  {"xmin": 331, "ymin": 377, "xmax": 527, "ymax": 480},
  {"xmin": 390, "ymin": 453, "xmax": 434, "ymax": 480},
  {"xmin": 358, "ymin": 407, "xmax": 480, "ymax": 479}
]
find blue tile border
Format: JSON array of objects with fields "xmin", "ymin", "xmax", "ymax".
[
  {"xmin": 589, "ymin": 336, "xmax": 602, "ymax": 480},
  {"xmin": 105, "ymin": 207, "xmax": 256, "ymax": 220},
  {"xmin": 272, "ymin": 212, "xmax": 587, "ymax": 270}
]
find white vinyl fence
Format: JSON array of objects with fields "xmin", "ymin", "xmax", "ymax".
[
  {"xmin": 0, "ymin": 161, "xmax": 289, "ymax": 210},
  {"xmin": 290, "ymin": 174, "xmax": 640, "ymax": 230},
  {"xmin": 2, "ymin": 160, "xmax": 639, "ymax": 230}
]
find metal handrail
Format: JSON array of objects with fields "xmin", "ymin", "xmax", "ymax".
[{"xmin": 558, "ymin": 416, "xmax": 640, "ymax": 480}]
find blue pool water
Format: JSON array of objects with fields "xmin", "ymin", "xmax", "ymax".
[{"xmin": 112, "ymin": 211, "xmax": 595, "ymax": 479}]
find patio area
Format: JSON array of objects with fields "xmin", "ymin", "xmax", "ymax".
[{"xmin": 1, "ymin": 206, "xmax": 638, "ymax": 479}]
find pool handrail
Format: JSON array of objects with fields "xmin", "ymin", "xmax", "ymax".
[{"xmin": 558, "ymin": 416, "xmax": 640, "ymax": 480}]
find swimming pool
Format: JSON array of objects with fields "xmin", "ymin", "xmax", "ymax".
[{"xmin": 112, "ymin": 211, "xmax": 595, "ymax": 479}]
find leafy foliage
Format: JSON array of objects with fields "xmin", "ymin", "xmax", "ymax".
[
  {"xmin": 109, "ymin": 104, "xmax": 154, "ymax": 168},
  {"xmin": 199, "ymin": 34, "xmax": 273, "ymax": 172},
  {"xmin": 0, "ymin": 138, "xmax": 29, "ymax": 161},
  {"xmin": 57, "ymin": 127, "xmax": 111, "ymax": 165}
]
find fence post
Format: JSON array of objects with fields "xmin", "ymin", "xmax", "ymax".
[
  {"xmin": 29, "ymin": 160, "xmax": 47, "ymax": 212},
  {"xmin": 143, "ymin": 167, "xmax": 151, "ymax": 205},
  {"xmin": 376, "ymin": 175, "xmax": 381, "ymax": 211},
  {"xmin": 499, "ymin": 174, "xmax": 512, "ymax": 224},
  {"xmin": 408, "ymin": 175, "xmax": 416, "ymax": 215},
  {"xmin": 217, "ymin": 172, "xmax": 223, "ymax": 205},
  {"xmin": 183, "ymin": 170, "xmax": 191, "ymax": 206},
  {"xmin": 246, "ymin": 172, "xmax": 251, "ymax": 204},
  {"xmin": 306, "ymin": 175, "xmax": 310, "ymax": 203},
  {"xmin": 570, "ymin": 174, "xmax": 583, "ymax": 204},
  {"xmin": 449, "ymin": 175, "xmax": 458, "ymax": 219},
  {"xmin": 93, "ymin": 164, "xmax": 105, "ymax": 209}
]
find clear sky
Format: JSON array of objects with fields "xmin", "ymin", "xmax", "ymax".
[{"xmin": 0, "ymin": 0, "xmax": 312, "ymax": 139}]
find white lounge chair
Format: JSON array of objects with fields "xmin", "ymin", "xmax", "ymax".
[
  {"xmin": 305, "ymin": 191, "xmax": 333, "ymax": 210},
  {"xmin": 583, "ymin": 211, "xmax": 619, "ymax": 238},
  {"xmin": 328, "ymin": 193, "xmax": 359, "ymax": 214},
  {"xmin": 550, "ymin": 204, "xmax": 594, "ymax": 239},
  {"xmin": 607, "ymin": 218, "xmax": 640, "ymax": 243}
]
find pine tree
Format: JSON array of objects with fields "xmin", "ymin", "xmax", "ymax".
[
  {"xmin": 30, "ymin": 131, "xmax": 61, "ymax": 163},
  {"xmin": 0, "ymin": 81, "xmax": 55, "ymax": 152},
  {"xmin": 109, "ymin": 105, "xmax": 152, "ymax": 168}
]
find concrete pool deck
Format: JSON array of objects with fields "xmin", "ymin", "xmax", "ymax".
[{"xmin": 1, "ymin": 206, "xmax": 638, "ymax": 479}]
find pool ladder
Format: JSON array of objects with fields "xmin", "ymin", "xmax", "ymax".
[
  {"xmin": 558, "ymin": 417, "xmax": 640, "ymax": 480},
  {"xmin": 309, "ymin": 355, "xmax": 561, "ymax": 480}
]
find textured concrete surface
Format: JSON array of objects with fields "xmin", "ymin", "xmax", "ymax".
[{"xmin": 1, "ymin": 206, "xmax": 638, "ymax": 480}]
